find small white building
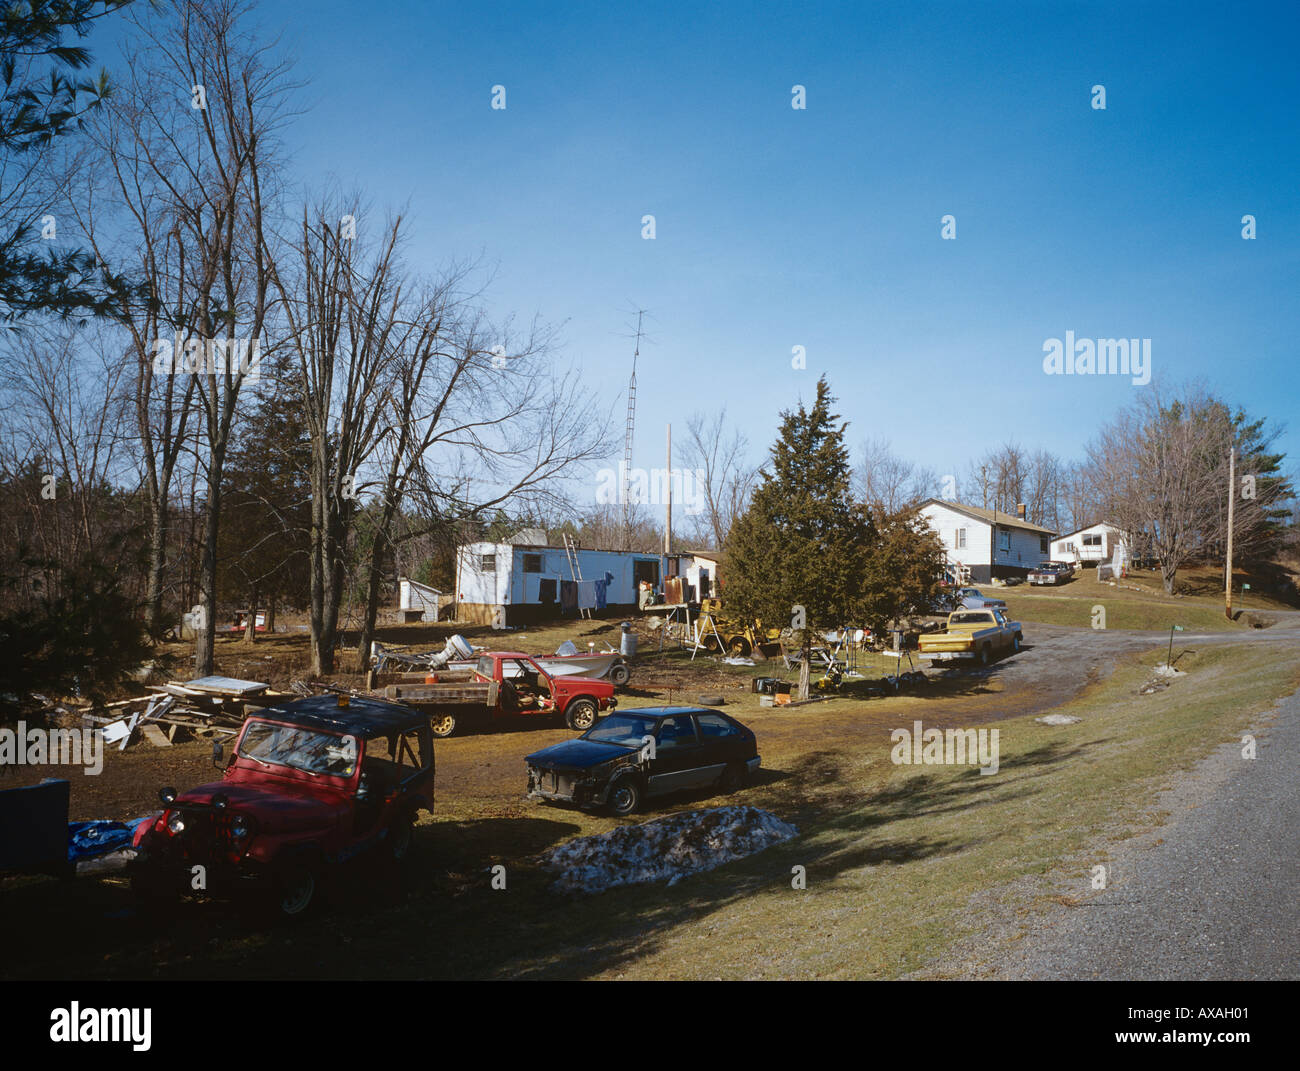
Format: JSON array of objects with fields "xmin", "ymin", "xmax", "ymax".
[
  {"xmin": 1051, "ymin": 522, "xmax": 1128, "ymax": 566},
  {"xmin": 398, "ymin": 578, "xmax": 443, "ymax": 622},
  {"xmin": 917, "ymin": 499, "xmax": 1056, "ymax": 583}
]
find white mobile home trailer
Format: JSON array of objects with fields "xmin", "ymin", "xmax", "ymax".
[{"xmin": 455, "ymin": 542, "xmax": 665, "ymax": 625}]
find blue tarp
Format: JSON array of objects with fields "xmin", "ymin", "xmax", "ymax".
[{"xmin": 67, "ymin": 816, "xmax": 155, "ymax": 862}]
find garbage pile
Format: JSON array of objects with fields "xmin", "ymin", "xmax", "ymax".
[{"xmin": 539, "ymin": 806, "xmax": 798, "ymax": 895}]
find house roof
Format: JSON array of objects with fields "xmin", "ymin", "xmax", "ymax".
[
  {"xmin": 1053, "ymin": 521, "xmax": 1124, "ymax": 541},
  {"xmin": 918, "ymin": 499, "xmax": 1057, "ymax": 536}
]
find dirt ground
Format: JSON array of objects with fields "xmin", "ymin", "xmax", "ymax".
[{"xmin": 5, "ymin": 617, "xmax": 1172, "ymax": 824}]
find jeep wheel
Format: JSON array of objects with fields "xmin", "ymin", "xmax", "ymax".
[
  {"xmin": 566, "ymin": 699, "xmax": 598, "ymax": 732},
  {"xmin": 609, "ymin": 664, "xmax": 631, "ymax": 687},
  {"xmin": 274, "ymin": 863, "xmax": 317, "ymax": 919},
  {"xmin": 607, "ymin": 777, "xmax": 642, "ymax": 817},
  {"xmin": 388, "ymin": 812, "xmax": 415, "ymax": 863},
  {"xmin": 129, "ymin": 865, "xmax": 174, "ymax": 909},
  {"xmin": 429, "ymin": 712, "xmax": 457, "ymax": 738},
  {"xmin": 718, "ymin": 762, "xmax": 745, "ymax": 794}
]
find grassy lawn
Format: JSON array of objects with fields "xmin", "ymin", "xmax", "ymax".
[{"xmin": 996, "ymin": 563, "xmax": 1297, "ymax": 631}]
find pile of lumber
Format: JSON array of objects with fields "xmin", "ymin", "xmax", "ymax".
[{"xmin": 79, "ymin": 676, "xmax": 298, "ymax": 750}]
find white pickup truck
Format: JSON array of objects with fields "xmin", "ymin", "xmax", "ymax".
[{"xmin": 918, "ymin": 608, "xmax": 1023, "ymax": 665}]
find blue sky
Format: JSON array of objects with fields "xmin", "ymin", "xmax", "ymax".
[{"xmin": 124, "ymin": 1, "xmax": 1300, "ymax": 490}]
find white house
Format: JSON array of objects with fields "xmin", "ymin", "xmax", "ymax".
[
  {"xmin": 1051, "ymin": 522, "xmax": 1128, "ymax": 567},
  {"xmin": 917, "ymin": 499, "xmax": 1056, "ymax": 583}
]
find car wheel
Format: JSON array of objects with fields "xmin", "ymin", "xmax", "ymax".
[
  {"xmin": 607, "ymin": 776, "xmax": 642, "ymax": 816},
  {"xmin": 430, "ymin": 712, "xmax": 457, "ymax": 738},
  {"xmin": 566, "ymin": 699, "xmax": 599, "ymax": 731},
  {"xmin": 273, "ymin": 862, "xmax": 317, "ymax": 919},
  {"xmin": 609, "ymin": 664, "xmax": 631, "ymax": 687},
  {"xmin": 1013, "ymin": 633, "xmax": 1021, "ymax": 652},
  {"xmin": 977, "ymin": 645, "xmax": 991, "ymax": 667},
  {"xmin": 718, "ymin": 763, "xmax": 745, "ymax": 794}
]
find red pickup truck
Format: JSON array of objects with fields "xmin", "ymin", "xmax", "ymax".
[
  {"xmin": 377, "ymin": 651, "xmax": 617, "ymax": 738},
  {"xmin": 130, "ymin": 694, "xmax": 434, "ymax": 919}
]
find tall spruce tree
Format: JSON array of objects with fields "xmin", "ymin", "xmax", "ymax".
[{"xmin": 724, "ymin": 377, "xmax": 875, "ymax": 697}]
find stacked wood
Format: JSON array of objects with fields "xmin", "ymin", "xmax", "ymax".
[{"xmin": 77, "ymin": 676, "xmax": 299, "ymax": 749}]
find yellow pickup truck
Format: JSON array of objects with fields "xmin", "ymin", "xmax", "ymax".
[{"xmin": 918, "ymin": 608, "xmax": 1023, "ymax": 666}]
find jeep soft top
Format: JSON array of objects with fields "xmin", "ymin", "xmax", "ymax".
[{"xmin": 254, "ymin": 694, "xmax": 425, "ymax": 738}]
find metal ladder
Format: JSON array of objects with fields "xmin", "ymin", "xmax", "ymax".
[{"xmin": 562, "ymin": 533, "xmax": 592, "ymax": 619}]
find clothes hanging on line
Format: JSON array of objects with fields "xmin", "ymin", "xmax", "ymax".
[{"xmin": 559, "ymin": 580, "xmax": 577, "ymax": 612}]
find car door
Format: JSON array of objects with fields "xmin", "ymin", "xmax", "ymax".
[
  {"xmin": 646, "ymin": 714, "xmax": 706, "ymax": 797},
  {"xmin": 693, "ymin": 712, "xmax": 746, "ymax": 776}
]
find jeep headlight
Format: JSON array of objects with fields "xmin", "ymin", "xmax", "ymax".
[{"xmin": 167, "ymin": 811, "xmax": 186, "ymax": 834}]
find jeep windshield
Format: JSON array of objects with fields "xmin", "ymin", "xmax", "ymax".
[
  {"xmin": 238, "ymin": 721, "xmax": 357, "ymax": 777},
  {"xmin": 583, "ymin": 713, "xmax": 658, "ymax": 747}
]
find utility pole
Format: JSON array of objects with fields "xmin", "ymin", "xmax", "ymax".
[
  {"xmin": 1225, "ymin": 445, "xmax": 1235, "ymax": 620},
  {"xmin": 663, "ymin": 423, "xmax": 672, "ymax": 592}
]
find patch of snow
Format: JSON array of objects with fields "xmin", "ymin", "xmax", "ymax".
[
  {"xmin": 723, "ymin": 656, "xmax": 755, "ymax": 666},
  {"xmin": 1153, "ymin": 663, "xmax": 1187, "ymax": 678},
  {"xmin": 1035, "ymin": 714, "xmax": 1082, "ymax": 725},
  {"xmin": 540, "ymin": 806, "xmax": 797, "ymax": 895}
]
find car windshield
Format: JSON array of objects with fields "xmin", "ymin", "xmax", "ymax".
[
  {"xmin": 239, "ymin": 721, "xmax": 357, "ymax": 776},
  {"xmin": 583, "ymin": 713, "xmax": 658, "ymax": 747}
]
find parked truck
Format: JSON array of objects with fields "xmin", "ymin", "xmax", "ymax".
[
  {"xmin": 918, "ymin": 608, "xmax": 1022, "ymax": 666},
  {"xmin": 377, "ymin": 651, "xmax": 617, "ymax": 738}
]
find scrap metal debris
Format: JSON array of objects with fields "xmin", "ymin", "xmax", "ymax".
[{"xmin": 539, "ymin": 806, "xmax": 798, "ymax": 895}]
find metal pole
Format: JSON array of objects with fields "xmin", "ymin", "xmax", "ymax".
[{"xmin": 663, "ymin": 423, "xmax": 672, "ymax": 596}]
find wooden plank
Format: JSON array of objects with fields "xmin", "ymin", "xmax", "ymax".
[
  {"xmin": 140, "ymin": 723, "xmax": 172, "ymax": 747},
  {"xmin": 118, "ymin": 712, "xmax": 141, "ymax": 751}
]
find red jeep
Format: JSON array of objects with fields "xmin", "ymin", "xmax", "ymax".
[{"xmin": 130, "ymin": 694, "xmax": 433, "ymax": 919}]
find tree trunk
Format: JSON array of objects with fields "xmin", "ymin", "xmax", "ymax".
[
  {"xmin": 266, "ymin": 592, "xmax": 276, "ymax": 634},
  {"xmin": 797, "ymin": 638, "xmax": 810, "ymax": 700},
  {"xmin": 244, "ymin": 580, "xmax": 258, "ymax": 643},
  {"xmin": 145, "ymin": 500, "xmax": 167, "ymax": 636},
  {"xmin": 195, "ymin": 473, "xmax": 221, "ymax": 677}
]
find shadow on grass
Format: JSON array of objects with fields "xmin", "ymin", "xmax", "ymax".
[{"xmin": 0, "ymin": 738, "xmax": 1106, "ymax": 982}]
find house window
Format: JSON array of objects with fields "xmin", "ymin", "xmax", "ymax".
[
  {"xmin": 1040, "ymin": 536, "xmax": 1049, "ymax": 554},
  {"xmin": 522, "ymin": 553, "xmax": 542, "ymax": 573},
  {"xmin": 998, "ymin": 530, "xmax": 1011, "ymax": 552},
  {"xmin": 955, "ymin": 528, "xmax": 967, "ymax": 549},
  {"xmin": 633, "ymin": 559, "xmax": 659, "ymax": 586},
  {"xmin": 1083, "ymin": 534, "xmax": 1102, "ymax": 547},
  {"xmin": 480, "ymin": 553, "xmax": 496, "ymax": 572}
]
